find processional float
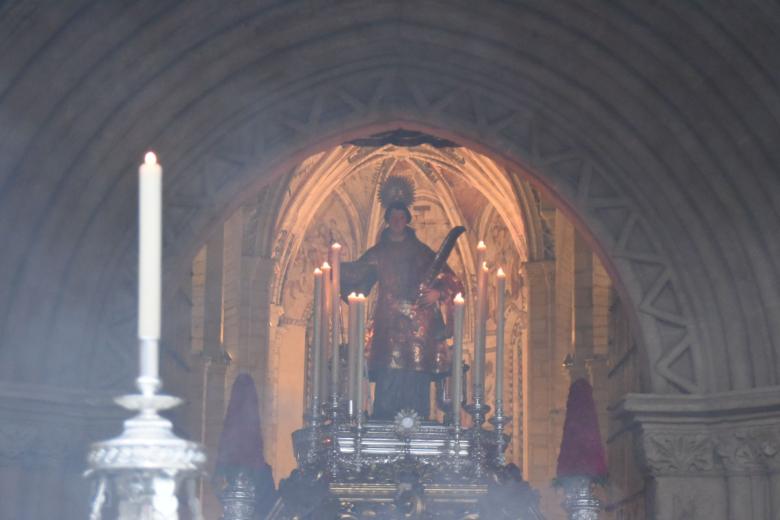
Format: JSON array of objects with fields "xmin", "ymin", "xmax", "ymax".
[
  {"xmin": 265, "ymin": 233, "xmax": 545, "ymax": 520},
  {"xmin": 83, "ymin": 152, "xmax": 602, "ymax": 520}
]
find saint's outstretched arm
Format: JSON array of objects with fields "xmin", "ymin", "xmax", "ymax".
[{"xmin": 339, "ymin": 258, "xmax": 378, "ymax": 301}]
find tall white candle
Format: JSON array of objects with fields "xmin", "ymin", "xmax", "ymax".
[
  {"xmin": 452, "ymin": 293, "xmax": 465, "ymax": 430},
  {"xmin": 311, "ymin": 268, "xmax": 323, "ymax": 418},
  {"xmin": 138, "ymin": 152, "xmax": 162, "ymax": 341},
  {"xmin": 476, "ymin": 241, "xmax": 486, "ymax": 275},
  {"xmin": 330, "ymin": 243, "xmax": 342, "ymax": 373},
  {"xmin": 495, "ymin": 267, "xmax": 506, "ymax": 406},
  {"xmin": 476, "ymin": 241, "xmax": 487, "ymax": 321},
  {"xmin": 138, "ymin": 152, "xmax": 162, "ymax": 389},
  {"xmin": 324, "ymin": 260, "xmax": 339, "ymax": 402},
  {"xmin": 356, "ymin": 293, "xmax": 367, "ymax": 425},
  {"xmin": 347, "ymin": 292, "xmax": 358, "ymax": 418},
  {"xmin": 474, "ymin": 241, "xmax": 486, "ymax": 397},
  {"xmin": 321, "ymin": 262, "xmax": 332, "ymax": 401},
  {"xmin": 474, "ymin": 261, "xmax": 489, "ymax": 395}
]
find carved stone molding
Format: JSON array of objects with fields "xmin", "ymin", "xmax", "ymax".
[
  {"xmin": 617, "ymin": 388, "xmax": 780, "ymax": 478},
  {"xmin": 715, "ymin": 426, "xmax": 780, "ymax": 475},
  {"xmin": 637, "ymin": 426, "xmax": 780, "ymax": 478},
  {"xmin": 715, "ymin": 431, "xmax": 763, "ymax": 475},
  {"xmin": 639, "ymin": 430, "xmax": 718, "ymax": 477}
]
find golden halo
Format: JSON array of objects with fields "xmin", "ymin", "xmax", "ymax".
[{"xmin": 379, "ymin": 175, "xmax": 415, "ymax": 209}]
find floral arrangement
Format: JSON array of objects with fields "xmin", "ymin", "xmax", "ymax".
[
  {"xmin": 215, "ymin": 373, "xmax": 267, "ymax": 473},
  {"xmin": 554, "ymin": 378, "xmax": 608, "ymax": 484},
  {"xmin": 214, "ymin": 373, "xmax": 277, "ymax": 515}
]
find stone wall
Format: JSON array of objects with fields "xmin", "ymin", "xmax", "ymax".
[{"xmin": 1, "ymin": 2, "xmax": 780, "ymax": 518}]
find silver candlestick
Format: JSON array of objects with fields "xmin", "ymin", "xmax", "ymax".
[
  {"xmin": 465, "ymin": 395, "xmax": 490, "ymax": 478},
  {"xmin": 489, "ymin": 400, "xmax": 511, "ymax": 467},
  {"xmin": 218, "ymin": 471, "xmax": 256, "ymax": 520},
  {"xmin": 561, "ymin": 476, "xmax": 601, "ymax": 520},
  {"xmin": 87, "ymin": 153, "xmax": 206, "ymax": 519},
  {"xmin": 85, "ymin": 341, "xmax": 206, "ymax": 520}
]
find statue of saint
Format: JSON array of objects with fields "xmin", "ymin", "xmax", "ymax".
[{"xmin": 341, "ymin": 177, "xmax": 463, "ymax": 420}]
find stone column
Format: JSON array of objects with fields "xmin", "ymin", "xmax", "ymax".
[
  {"xmin": 222, "ymin": 210, "xmax": 244, "ymax": 388},
  {"xmin": 524, "ymin": 258, "xmax": 573, "ymax": 519},
  {"xmin": 250, "ymin": 258, "xmax": 275, "ymax": 465},
  {"xmin": 236, "ymin": 254, "xmax": 268, "ymax": 375},
  {"xmin": 268, "ymin": 310, "xmax": 306, "ymax": 482},
  {"xmin": 196, "ymin": 228, "xmax": 231, "ymax": 520},
  {"xmin": 553, "ymin": 214, "xmax": 575, "ymax": 409},
  {"xmin": 716, "ymin": 430, "xmax": 770, "ymax": 520},
  {"xmin": 202, "ymin": 229, "xmax": 225, "ymax": 360},
  {"xmin": 617, "ymin": 389, "xmax": 780, "ymax": 520},
  {"xmin": 767, "ymin": 457, "xmax": 780, "ymax": 520},
  {"xmin": 572, "ymin": 232, "xmax": 594, "ymax": 381},
  {"xmin": 639, "ymin": 428, "xmax": 726, "ymax": 520},
  {"xmin": 585, "ymin": 356, "xmax": 610, "ymax": 445},
  {"xmin": 523, "ymin": 259, "xmax": 555, "ymax": 484},
  {"xmin": 573, "ymin": 234, "xmax": 611, "ymax": 445}
]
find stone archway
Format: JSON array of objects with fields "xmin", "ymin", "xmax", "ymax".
[
  {"xmin": 2, "ymin": 4, "xmax": 780, "ymax": 518},
  {"xmin": 8, "ymin": 4, "xmax": 778, "ymax": 402},
  {"xmin": 54, "ymin": 54, "xmax": 778, "ymax": 520},
  {"xmin": 90, "ymin": 65, "xmax": 707, "ymax": 398},
  {"xmin": 78, "ymin": 65, "xmax": 717, "ymax": 518}
]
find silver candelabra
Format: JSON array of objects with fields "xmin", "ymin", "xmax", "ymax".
[{"xmin": 85, "ymin": 340, "xmax": 206, "ymax": 520}]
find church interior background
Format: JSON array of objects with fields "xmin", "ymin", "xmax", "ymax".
[
  {"xmin": 1, "ymin": 2, "xmax": 779, "ymax": 519},
  {"xmin": 175, "ymin": 140, "xmax": 642, "ymax": 518}
]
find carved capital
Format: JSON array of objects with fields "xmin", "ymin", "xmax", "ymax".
[
  {"xmin": 637, "ymin": 426, "xmax": 780, "ymax": 478},
  {"xmin": 715, "ymin": 425, "xmax": 780, "ymax": 475},
  {"xmin": 715, "ymin": 429, "xmax": 764, "ymax": 475},
  {"xmin": 619, "ymin": 389, "xmax": 780, "ymax": 479},
  {"xmin": 752, "ymin": 427, "xmax": 780, "ymax": 473},
  {"xmin": 639, "ymin": 430, "xmax": 718, "ymax": 477}
]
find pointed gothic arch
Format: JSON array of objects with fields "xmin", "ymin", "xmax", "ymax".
[{"xmin": 88, "ymin": 66, "xmax": 707, "ymax": 396}]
